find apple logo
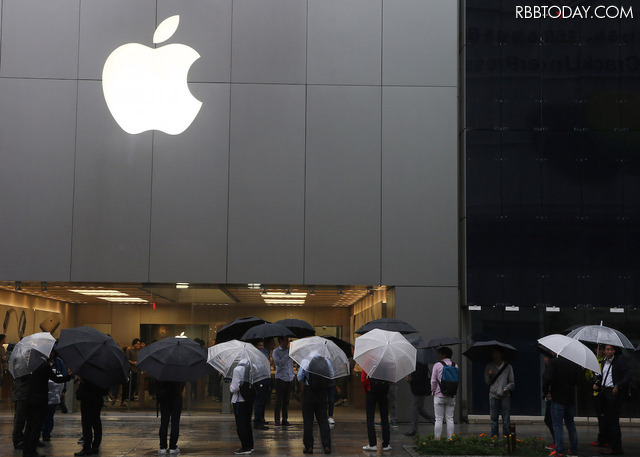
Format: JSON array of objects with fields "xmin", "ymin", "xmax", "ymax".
[{"xmin": 102, "ymin": 15, "xmax": 202, "ymax": 135}]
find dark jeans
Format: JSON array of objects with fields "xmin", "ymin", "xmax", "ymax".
[
  {"xmin": 489, "ymin": 396, "xmax": 511, "ymax": 437},
  {"xmin": 366, "ymin": 390, "xmax": 390, "ymax": 448},
  {"xmin": 274, "ymin": 379, "xmax": 292, "ymax": 423},
  {"xmin": 13, "ymin": 399, "xmax": 28, "ymax": 446},
  {"xmin": 602, "ymin": 389, "xmax": 624, "ymax": 451},
  {"xmin": 544, "ymin": 399, "xmax": 555, "ymax": 443},
  {"xmin": 80, "ymin": 400, "xmax": 103, "ymax": 451},
  {"xmin": 159, "ymin": 395, "xmax": 182, "ymax": 450},
  {"xmin": 594, "ymin": 392, "xmax": 607, "ymax": 444},
  {"xmin": 550, "ymin": 402, "xmax": 577, "ymax": 455},
  {"xmin": 41, "ymin": 403, "xmax": 58, "ymax": 439},
  {"xmin": 253, "ymin": 378, "xmax": 270, "ymax": 425},
  {"xmin": 234, "ymin": 400, "xmax": 254, "ymax": 451},
  {"xmin": 327, "ymin": 385, "xmax": 336, "ymax": 418},
  {"xmin": 23, "ymin": 403, "xmax": 47, "ymax": 457},
  {"xmin": 302, "ymin": 388, "xmax": 331, "ymax": 450}
]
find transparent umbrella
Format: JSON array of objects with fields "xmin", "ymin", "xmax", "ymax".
[
  {"xmin": 567, "ymin": 323, "xmax": 634, "ymax": 350},
  {"xmin": 207, "ymin": 340, "xmax": 271, "ymax": 383},
  {"xmin": 538, "ymin": 334, "xmax": 601, "ymax": 373},
  {"xmin": 289, "ymin": 336, "xmax": 350, "ymax": 379},
  {"xmin": 354, "ymin": 329, "xmax": 416, "ymax": 382},
  {"xmin": 9, "ymin": 332, "xmax": 56, "ymax": 378}
]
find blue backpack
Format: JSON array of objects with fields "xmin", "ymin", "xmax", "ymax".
[{"xmin": 438, "ymin": 361, "xmax": 459, "ymax": 397}]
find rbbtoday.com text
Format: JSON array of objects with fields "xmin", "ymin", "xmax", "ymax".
[{"xmin": 516, "ymin": 5, "xmax": 633, "ymax": 20}]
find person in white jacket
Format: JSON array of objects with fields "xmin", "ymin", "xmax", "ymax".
[{"xmin": 230, "ymin": 359, "xmax": 254, "ymax": 455}]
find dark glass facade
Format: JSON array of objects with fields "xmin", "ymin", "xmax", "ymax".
[{"xmin": 465, "ymin": 0, "xmax": 640, "ymax": 415}]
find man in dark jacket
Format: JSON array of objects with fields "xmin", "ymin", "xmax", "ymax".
[
  {"xmin": 12, "ymin": 374, "xmax": 30, "ymax": 449},
  {"xmin": 23, "ymin": 360, "xmax": 72, "ymax": 457},
  {"xmin": 542, "ymin": 355, "xmax": 582, "ymax": 457},
  {"xmin": 593, "ymin": 345, "xmax": 631, "ymax": 455},
  {"xmin": 74, "ymin": 379, "xmax": 107, "ymax": 456},
  {"xmin": 404, "ymin": 362, "xmax": 434, "ymax": 437}
]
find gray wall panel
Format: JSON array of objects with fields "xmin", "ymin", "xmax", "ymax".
[
  {"xmin": 158, "ymin": 0, "xmax": 232, "ymax": 83},
  {"xmin": 72, "ymin": 81, "xmax": 153, "ymax": 282},
  {"xmin": 305, "ymin": 86, "xmax": 381, "ymax": 285},
  {"xmin": 78, "ymin": 0, "xmax": 156, "ymax": 80},
  {"xmin": 0, "ymin": 0, "xmax": 79, "ymax": 79},
  {"xmin": 227, "ymin": 84, "xmax": 306, "ymax": 283},
  {"xmin": 0, "ymin": 79, "xmax": 77, "ymax": 280},
  {"xmin": 307, "ymin": 0, "xmax": 381, "ymax": 85},
  {"xmin": 383, "ymin": 0, "xmax": 457, "ymax": 86},
  {"xmin": 149, "ymin": 83, "xmax": 230, "ymax": 283},
  {"xmin": 382, "ymin": 87, "xmax": 458, "ymax": 286},
  {"xmin": 231, "ymin": 0, "xmax": 307, "ymax": 84}
]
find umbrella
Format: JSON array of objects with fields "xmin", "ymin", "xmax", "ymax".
[
  {"xmin": 275, "ymin": 318, "xmax": 316, "ymax": 338},
  {"xmin": 137, "ymin": 334, "xmax": 214, "ymax": 382},
  {"xmin": 322, "ymin": 336, "xmax": 353, "ymax": 359},
  {"xmin": 567, "ymin": 324, "xmax": 634, "ymax": 350},
  {"xmin": 289, "ymin": 336, "xmax": 350, "ymax": 379},
  {"xmin": 215, "ymin": 316, "xmax": 270, "ymax": 344},
  {"xmin": 463, "ymin": 340, "xmax": 518, "ymax": 363},
  {"xmin": 419, "ymin": 336, "xmax": 463, "ymax": 349},
  {"xmin": 538, "ymin": 334, "xmax": 601, "ymax": 374},
  {"xmin": 241, "ymin": 323, "xmax": 294, "ymax": 341},
  {"xmin": 407, "ymin": 337, "xmax": 438, "ymax": 366},
  {"xmin": 355, "ymin": 318, "xmax": 418, "ymax": 335},
  {"xmin": 207, "ymin": 340, "xmax": 271, "ymax": 383},
  {"xmin": 57, "ymin": 326, "xmax": 129, "ymax": 389},
  {"xmin": 353, "ymin": 328, "xmax": 417, "ymax": 382},
  {"xmin": 8, "ymin": 332, "xmax": 56, "ymax": 378}
]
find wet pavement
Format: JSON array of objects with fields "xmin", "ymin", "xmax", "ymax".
[{"xmin": 2, "ymin": 409, "xmax": 640, "ymax": 457}]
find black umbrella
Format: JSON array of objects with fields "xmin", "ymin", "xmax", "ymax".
[
  {"xmin": 215, "ymin": 316, "xmax": 270, "ymax": 344},
  {"xmin": 355, "ymin": 318, "xmax": 418, "ymax": 335},
  {"xmin": 138, "ymin": 335, "xmax": 214, "ymax": 382},
  {"xmin": 241, "ymin": 323, "xmax": 294, "ymax": 341},
  {"xmin": 275, "ymin": 318, "xmax": 316, "ymax": 338},
  {"xmin": 407, "ymin": 337, "xmax": 438, "ymax": 365},
  {"xmin": 463, "ymin": 340, "xmax": 518, "ymax": 363},
  {"xmin": 57, "ymin": 326, "xmax": 129, "ymax": 389},
  {"xmin": 322, "ymin": 336, "xmax": 353, "ymax": 359},
  {"xmin": 419, "ymin": 336, "xmax": 463, "ymax": 349}
]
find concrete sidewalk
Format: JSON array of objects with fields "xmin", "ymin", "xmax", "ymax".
[{"xmin": 1, "ymin": 411, "xmax": 639, "ymax": 457}]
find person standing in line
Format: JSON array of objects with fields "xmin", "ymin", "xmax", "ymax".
[
  {"xmin": 484, "ymin": 348, "xmax": 515, "ymax": 437},
  {"xmin": 588, "ymin": 346, "xmax": 606, "ymax": 448},
  {"xmin": 388, "ymin": 383, "xmax": 398, "ymax": 428},
  {"xmin": 0, "ymin": 334, "xmax": 7, "ymax": 402},
  {"xmin": 24, "ymin": 358, "xmax": 72, "ymax": 457},
  {"xmin": 361, "ymin": 370, "xmax": 391, "ymax": 452},
  {"xmin": 12, "ymin": 373, "xmax": 31, "ymax": 450},
  {"xmin": 252, "ymin": 341, "xmax": 270, "ymax": 430},
  {"xmin": 430, "ymin": 347, "xmax": 456, "ymax": 440},
  {"xmin": 298, "ymin": 355, "xmax": 332, "ymax": 454},
  {"xmin": 230, "ymin": 359, "xmax": 254, "ymax": 455},
  {"xmin": 272, "ymin": 336, "xmax": 294, "ymax": 427},
  {"xmin": 126, "ymin": 338, "xmax": 142, "ymax": 401},
  {"xmin": 156, "ymin": 381, "xmax": 185, "ymax": 455},
  {"xmin": 543, "ymin": 353, "xmax": 582, "ymax": 457},
  {"xmin": 326, "ymin": 378, "xmax": 337, "ymax": 426},
  {"xmin": 594, "ymin": 345, "xmax": 631, "ymax": 456},
  {"xmin": 74, "ymin": 378, "xmax": 107, "ymax": 456},
  {"xmin": 541, "ymin": 353, "xmax": 556, "ymax": 451},
  {"xmin": 41, "ymin": 349, "xmax": 67, "ymax": 442},
  {"xmin": 404, "ymin": 361, "xmax": 435, "ymax": 437}
]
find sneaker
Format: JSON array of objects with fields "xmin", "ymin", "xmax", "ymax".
[
  {"xmin": 390, "ymin": 420, "xmax": 398, "ymax": 428},
  {"xmin": 234, "ymin": 449, "xmax": 252, "ymax": 455},
  {"xmin": 546, "ymin": 444, "xmax": 556, "ymax": 450},
  {"xmin": 275, "ymin": 421, "xmax": 281, "ymax": 426},
  {"xmin": 282, "ymin": 421, "xmax": 292, "ymax": 426},
  {"xmin": 549, "ymin": 451, "xmax": 564, "ymax": 457},
  {"xmin": 383, "ymin": 445, "xmax": 392, "ymax": 451},
  {"xmin": 169, "ymin": 448, "xmax": 180, "ymax": 454},
  {"xmin": 327, "ymin": 417, "xmax": 335, "ymax": 425},
  {"xmin": 158, "ymin": 449, "xmax": 167, "ymax": 455},
  {"xmin": 363, "ymin": 445, "xmax": 377, "ymax": 451},
  {"xmin": 566, "ymin": 450, "xmax": 578, "ymax": 457}
]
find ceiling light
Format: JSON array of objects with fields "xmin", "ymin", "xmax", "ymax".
[
  {"xmin": 176, "ymin": 282, "xmax": 189, "ymax": 289},
  {"xmin": 248, "ymin": 283, "xmax": 261, "ymax": 289},
  {"xmin": 261, "ymin": 292, "xmax": 307, "ymax": 299},
  {"xmin": 263, "ymin": 299, "xmax": 306, "ymax": 305},
  {"xmin": 100, "ymin": 297, "xmax": 149, "ymax": 302},
  {"xmin": 69, "ymin": 289, "xmax": 128, "ymax": 296}
]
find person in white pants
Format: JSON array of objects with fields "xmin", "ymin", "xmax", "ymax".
[{"xmin": 430, "ymin": 347, "xmax": 456, "ymax": 439}]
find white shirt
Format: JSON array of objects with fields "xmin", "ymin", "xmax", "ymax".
[
  {"xmin": 602, "ymin": 357, "xmax": 614, "ymax": 388},
  {"xmin": 230, "ymin": 364, "xmax": 247, "ymax": 403}
]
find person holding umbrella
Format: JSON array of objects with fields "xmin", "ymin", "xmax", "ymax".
[
  {"xmin": 593, "ymin": 344, "xmax": 631, "ymax": 455},
  {"xmin": 74, "ymin": 377, "xmax": 108, "ymax": 456},
  {"xmin": 298, "ymin": 354, "xmax": 332, "ymax": 454},
  {"xmin": 230, "ymin": 359, "xmax": 255, "ymax": 455},
  {"xmin": 272, "ymin": 336, "xmax": 294, "ymax": 427},
  {"xmin": 156, "ymin": 381, "xmax": 185, "ymax": 455},
  {"xmin": 361, "ymin": 369, "xmax": 391, "ymax": 452},
  {"xmin": 485, "ymin": 347, "xmax": 515, "ymax": 438},
  {"xmin": 252, "ymin": 340, "xmax": 270, "ymax": 431}
]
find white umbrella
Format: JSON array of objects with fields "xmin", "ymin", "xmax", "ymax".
[
  {"xmin": 354, "ymin": 328, "xmax": 416, "ymax": 382},
  {"xmin": 9, "ymin": 332, "xmax": 56, "ymax": 378},
  {"xmin": 207, "ymin": 340, "xmax": 270, "ymax": 383},
  {"xmin": 567, "ymin": 323, "xmax": 634, "ymax": 350},
  {"xmin": 538, "ymin": 334, "xmax": 601, "ymax": 374},
  {"xmin": 289, "ymin": 336, "xmax": 350, "ymax": 379}
]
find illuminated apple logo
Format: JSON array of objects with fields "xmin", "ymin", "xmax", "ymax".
[{"xmin": 102, "ymin": 15, "xmax": 202, "ymax": 135}]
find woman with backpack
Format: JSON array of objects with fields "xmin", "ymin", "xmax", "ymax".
[
  {"xmin": 230, "ymin": 359, "xmax": 255, "ymax": 455},
  {"xmin": 361, "ymin": 370, "xmax": 392, "ymax": 452},
  {"xmin": 431, "ymin": 346, "xmax": 458, "ymax": 439}
]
